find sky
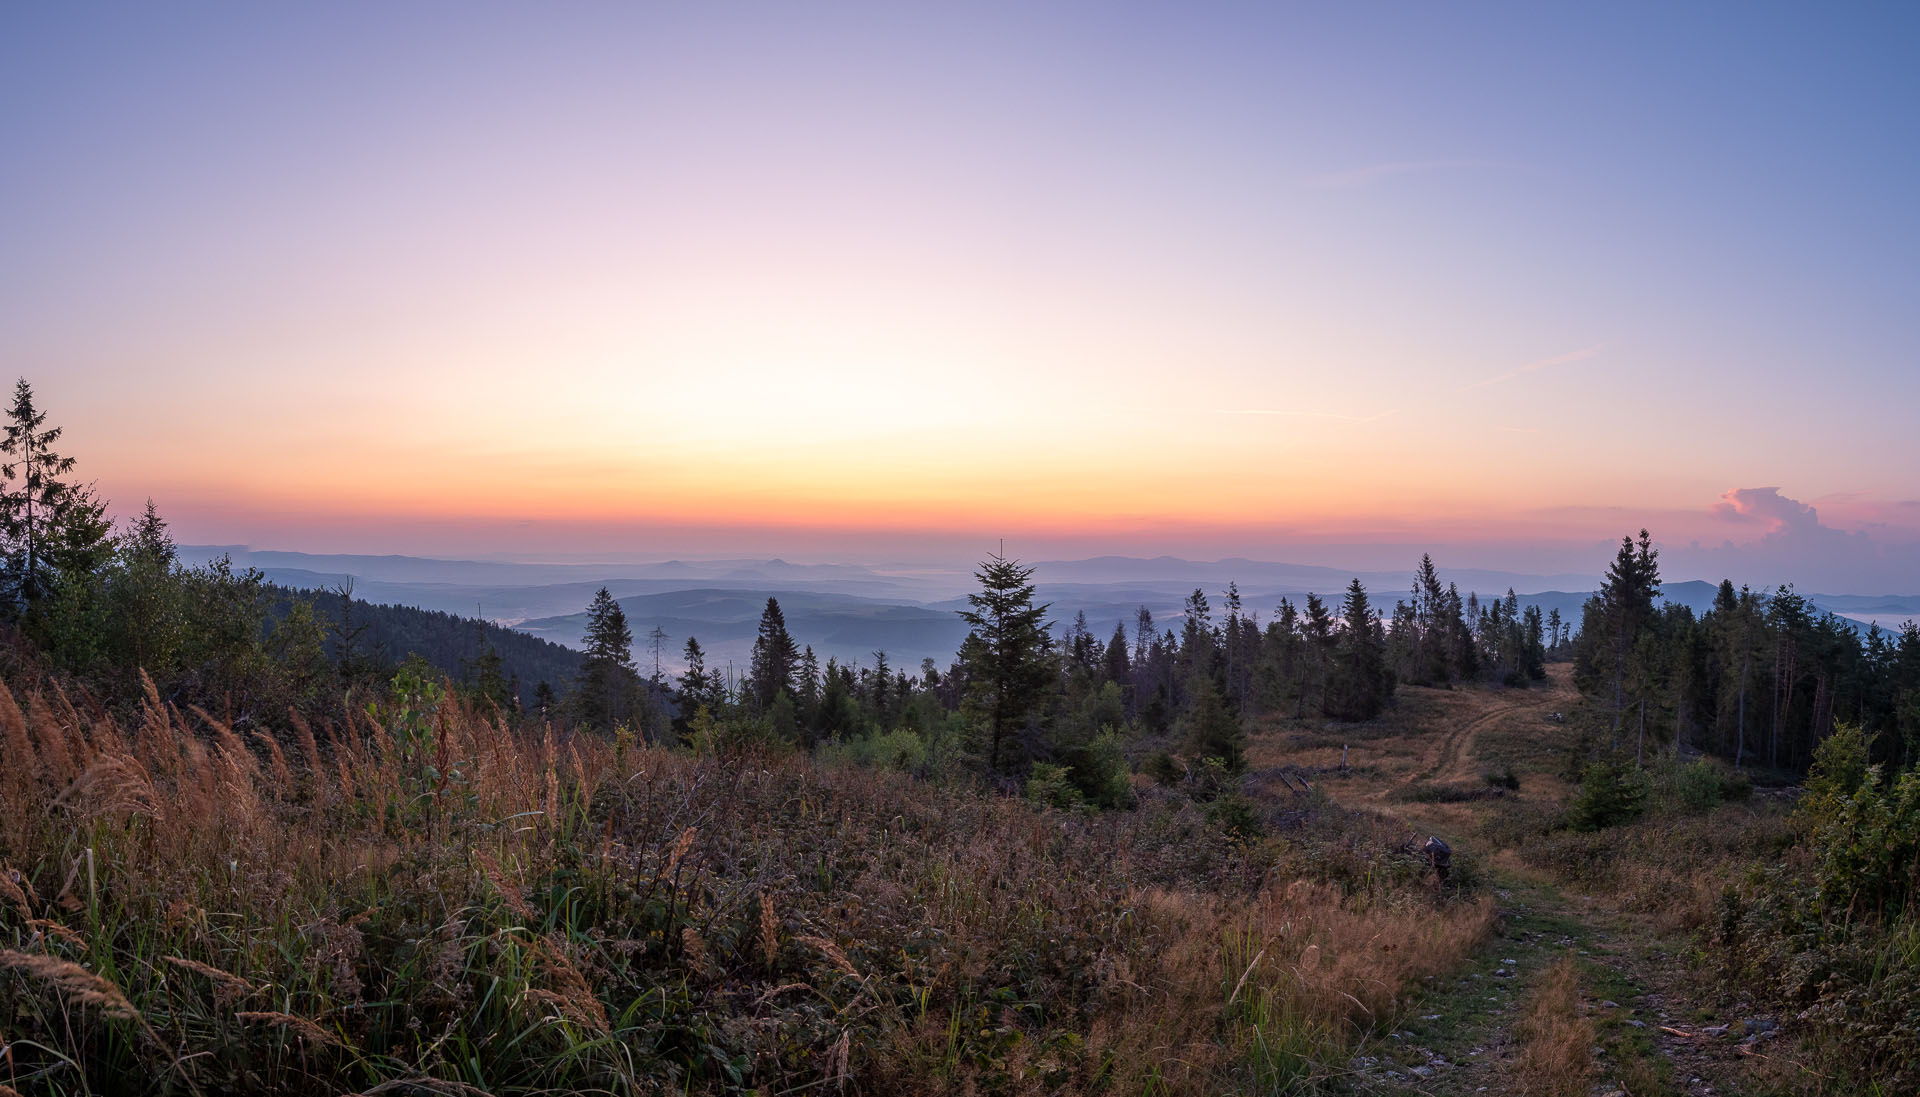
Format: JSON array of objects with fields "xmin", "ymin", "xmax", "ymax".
[{"xmin": 4, "ymin": 3, "xmax": 1918, "ymax": 592}]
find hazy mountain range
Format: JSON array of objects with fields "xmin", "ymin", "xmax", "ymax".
[{"xmin": 177, "ymin": 547, "xmax": 1920, "ymax": 680}]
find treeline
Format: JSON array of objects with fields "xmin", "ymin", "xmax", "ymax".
[
  {"xmin": 550, "ymin": 551, "xmax": 1562, "ymax": 812},
  {"xmin": 269, "ymin": 583, "xmax": 583, "ymax": 711},
  {"xmin": 1570, "ymin": 530, "xmax": 1920, "ymax": 774},
  {"xmin": 35, "ymin": 504, "xmax": 579, "ymax": 719},
  {"xmin": 0, "ymin": 379, "xmax": 577, "ymax": 721}
]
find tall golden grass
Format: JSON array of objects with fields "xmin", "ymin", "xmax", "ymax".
[
  {"xmin": 0, "ymin": 671, "xmax": 1492, "ymax": 1095},
  {"xmin": 1514, "ymin": 957, "xmax": 1594, "ymax": 1097}
]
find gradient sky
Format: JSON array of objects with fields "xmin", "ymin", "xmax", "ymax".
[{"xmin": 4, "ymin": 4, "xmax": 1918, "ymax": 590}]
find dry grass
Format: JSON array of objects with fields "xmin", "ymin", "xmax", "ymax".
[
  {"xmin": 233, "ymin": 1010, "xmax": 343, "ymax": 1048},
  {"xmin": 1514, "ymin": 957, "xmax": 1595, "ymax": 1097},
  {"xmin": 0, "ymin": 948, "xmax": 152, "ymax": 1040},
  {"xmin": 0, "ymin": 672, "xmax": 1494, "ymax": 1095}
]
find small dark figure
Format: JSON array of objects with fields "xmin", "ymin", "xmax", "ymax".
[{"xmin": 1422, "ymin": 835, "xmax": 1452, "ymax": 885}]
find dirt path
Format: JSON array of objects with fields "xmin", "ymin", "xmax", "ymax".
[
  {"xmin": 1340, "ymin": 874, "xmax": 1770, "ymax": 1096},
  {"xmin": 1424, "ymin": 701, "xmax": 1526, "ymax": 785},
  {"xmin": 1279, "ymin": 672, "xmax": 1776, "ymax": 1096}
]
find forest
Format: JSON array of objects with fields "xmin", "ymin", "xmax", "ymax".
[
  {"xmin": 13, "ymin": 371, "xmax": 1914, "ymax": 794},
  {"xmin": 5, "ymin": 374, "xmax": 1920, "ymax": 1094}
]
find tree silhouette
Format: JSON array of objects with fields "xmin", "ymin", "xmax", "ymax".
[{"xmin": 957, "ymin": 551, "xmax": 1052, "ymax": 775}]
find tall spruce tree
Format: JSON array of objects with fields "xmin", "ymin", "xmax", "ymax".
[
  {"xmin": 676, "ymin": 636, "xmax": 716, "ymax": 734},
  {"xmin": 1411, "ymin": 553, "xmax": 1450, "ymax": 685},
  {"xmin": 749, "ymin": 597, "xmax": 799, "ymax": 710},
  {"xmin": 573, "ymin": 587, "xmax": 639, "ymax": 731},
  {"xmin": 1103, "ymin": 619, "xmax": 1131, "ymax": 699},
  {"xmin": 1, "ymin": 379, "xmax": 106, "ymax": 610},
  {"xmin": 1325, "ymin": 578, "xmax": 1393, "ymax": 721},
  {"xmin": 1597, "ymin": 530, "xmax": 1661, "ymax": 745},
  {"xmin": 957, "ymin": 551, "xmax": 1052, "ymax": 775}
]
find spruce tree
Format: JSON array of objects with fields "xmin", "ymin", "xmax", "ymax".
[
  {"xmin": 1299, "ymin": 592, "xmax": 1335, "ymax": 716},
  {"xmin": 0, "ymin": 380, "xmax": 105, "ymax": 610},
  {"xmin": 573, "ymin": 587, "xmax": 638, "ymax": 731},
  {"xmin": 1103, "ymin": 620, "xmax": 1131, "ymax": 697},
  {"xmin": 749, "ymin": 597, "xmax": 799, "ymax": 711},
  {"xmin": 957, "ymin": 551, "xmax": 1052, "ymax": 775},
  {"xmin": 1177, "ymin": 588, "xmax": 1215, "ymax": 698},
  {"xmin": 1412, "ymin": 553, "xmax": 1450, "ymax": 684},
  {"xmin": 1598, "ymin": 530, "xmax": 1661, "ymax": 744},
  {"xmin": 1325, "ymin": 579, "xmax": 1392, "ymax": 721},
  {"xmin": 1182, "ymin": 675, "xmax": 1246, "ymax": 773},
  {"xmin": 796, "ymin": 645, "xmax": 821, "ymax": 723},
  {"xmin": 676, "ymin": 636, "xmax": 714, "ymax": 733}
]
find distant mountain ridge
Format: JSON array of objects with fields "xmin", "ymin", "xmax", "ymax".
[{"xmin": 182, "ymin": 547, "xmax": 1920, "ymax": 677}]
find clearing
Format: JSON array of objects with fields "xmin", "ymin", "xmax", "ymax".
[{"xmin": 1246, "ymin": 667, "xmax": 1808, "ymax": 1097}]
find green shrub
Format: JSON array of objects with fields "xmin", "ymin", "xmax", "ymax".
[
  {"xmin": 1054, "ymin": 727, "xmax": 1135, "ymax": 809},
  {"xmin": 1807, "ymin": 765, "xmax": 1920, "ymax": 923},
  {"xmin": 1566, "ymin": 757, "xmax": 1648, "ymax": 831},
  {"xmin": 1204, "ymin": 794, "xmax": 1262, "ymax": 840},
  {"xmin": 1026, "ymin": 761, "xmax": 1086, "ymax": 810},
  {"xmin": 1674, "ymin": 759, "xmax": 1725, "ymax": 813},
  {"xmin": 1482, "ymin": 762, "xmax": 1520, "ymax": 791},
  {"xmin": 1143, "ymin": 750, "xmax": 1183, "ymax": 786},
  {"xmin": 1807, "ymin": 721, "xmax": 1874, "ymax": 813},
  {"xmin": 866, "ymin": 727, "xmax": 930, "ymax": 773}
]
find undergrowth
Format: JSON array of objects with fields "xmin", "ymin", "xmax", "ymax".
[{"xmin": 0, "ymin": 671, "xmax": 1491, "ymax": 1095}]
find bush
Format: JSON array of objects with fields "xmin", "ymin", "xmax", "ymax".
[
  {"xmin": 1205, "ymin": 794, "xmax": 1262, "ymax": 840},
  {"xmin": 1054, "ymin": 727, "xmax": 1135, "ymax": 809},
  {"xmin": 1566, "ymin": 757, "xmax": 1648, "ymax": 831},
  {"xmin": 1143, "ymin": 750, "xmax": 1183, "ymax": 786},
  {"xmin": 1026, "ymin": 761, "xmax": 1086, "ymax": 810},
  {"xmin": 1483, "ymin": 762, "xmax": 1520, "ymax": 791},
  {"xmin": 864, "ymin": 727, "xmax": 930, "ymax": 773},
  {"xmin": 1807, "ymin": 765, "xmax": 1920, "ymax": 923},
  {"xmin": 1674, "ymin": 759, "xmax": 1725, "ymax": 813}
]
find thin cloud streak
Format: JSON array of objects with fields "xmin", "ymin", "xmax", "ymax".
[{"xmin": 1462, "ymin": 345, "xmax": 1605, "ymax": 391}]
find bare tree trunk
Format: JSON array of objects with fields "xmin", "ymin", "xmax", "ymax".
[
  {"xmin": 1611, "ymin": 632, "xmax": 1626, "ymax": 751},
  {"xmin": 1636, "ymin": 697, "xmax": 1646, "ymax": 767},
  {"xmin": 1674, "ymin": 682, "xmax": 1685, "ymax": 758},
  {"xmin": 1735, "ymin": 628, "xmax": 1750, "ymax": 771}
]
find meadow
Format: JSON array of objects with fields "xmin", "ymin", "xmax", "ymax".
[{"xmin": 0, "ymin": 667, "xmax": 1490, "ymax": 1096}]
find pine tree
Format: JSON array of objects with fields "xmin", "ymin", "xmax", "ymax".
[
  {"xmin": 957, "ymin": 551, "xmax": 1052, "ymax": 775},
  {"xmin": 573, "ymin": 587, "xmax": 638, "ymax": 731},
  {"xmin": 128, "ymin": 499, "xmax": 175, "ymax": 565},
  {"xmin": 1182, "ymin": 675, "xmax": 1246, "ymax": 772},
  {"xmin": 749, "ymin": 597, "xmax": 799, "ymax": 711},
  {"xmin": 1522, "ymin": 604, "xmax": 1547, "ymax": 681},
  {"xmin": 796, "ymin": 645, "xmax": 821, "ymax": 723},
  {"xmin": 1597, "ymin": 530, "xmax": 1661, "ymax": 745},
  {"xmin": 1223, "ymin": 581, "xmax": 1253, "ymax": 713},
  {"xmin": 1450, "ymin": 586, "xmax": 1478, "ymax": 681},
  {"xmin": 1103, "ymin": 620, "xmax": 1131, "ymax": 699},
  {"xmin": 1325, "ymin": 579, "xmax": 1392, "ymax": 720},
  {"xmin": 1257, "ymin": 598, "xmax": 1302, "ymax": 714},
  {"xmin": 1411, "ymin": 553, "xmax": 1450, "ymax": 685},
  {"xmin": 0, "ymin": 380, "xmax": 105, "ymax": 609},
  {"xmin": 1299, "ymin": 592, "xmax": 1335, "ymax": 717},
  {"xmin": 677, "ymin": 636, "xmax": 714, "ymax": 734},
  {"xmin": 1068, "ymin": 610, "xmax": 1097, "ymax": 670}
]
